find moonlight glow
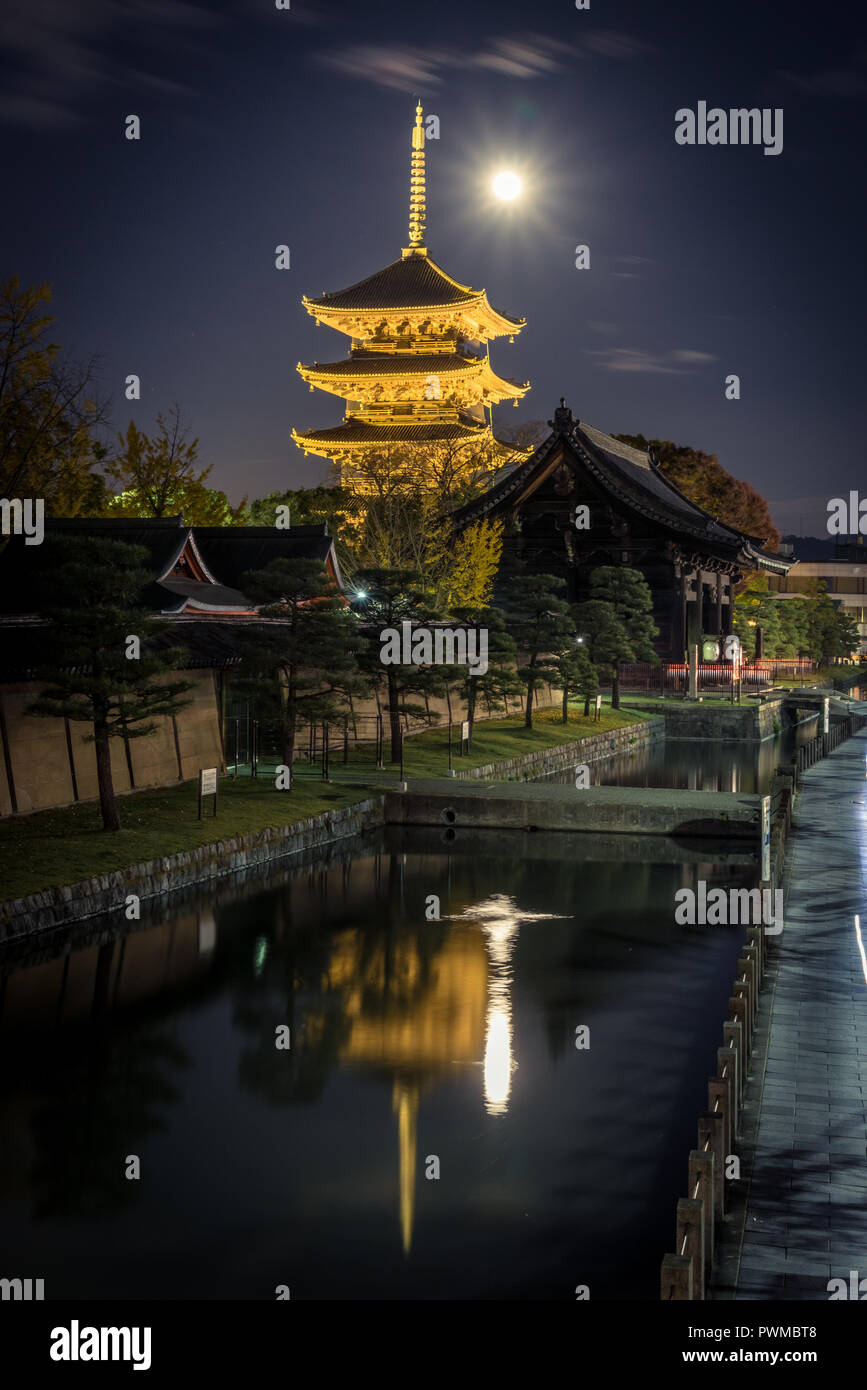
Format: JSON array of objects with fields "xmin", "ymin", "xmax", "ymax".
[{"xmin": 492, "ymin": 171, "xmax": 521, "ymax": 201}]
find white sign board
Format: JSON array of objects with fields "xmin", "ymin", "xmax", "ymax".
[
  {"xmin": 823, "ymin": 697, "xmax": 830, "ymax": 735},
  {"xmin": 200, "ymin": 767, "xmax": 218, "ymax": 796},
  {"xmin": 761, "ymin": 795, "xmax": 771, "ymax": 882},
  {"xmin": 461, "ymin": 721, "xmax": 470, "ymax": 742},
  {"xmin": 724, "ymin": 634, "xmax": 742, "ymax": 672}
]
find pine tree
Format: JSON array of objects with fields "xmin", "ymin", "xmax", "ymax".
[
  {"xmin": 834, "ymin": 604, "xmax": 861, "ymax": 662},
  {"xmin": 573, "ymin": 599, "xmax": 631, "ymax": 703},
  {"xmin": 556, "ymin": 643, "xmax": 598, "ymax": 721},
  {"xmin": 235, "ymin": 558, "xmax": 362, "ymax": 788},
  {"xmin": 350, "ymin": 569, "xmax": 441, "ymax": 762},
  {"xmin": 27, "ymin": 536, "xmax": 195, "ymax": 831},
  {"xmin": 441, "ymin": 605, "xmax": 518, "ymax": 737},
  {"xmin": 586, "ymin": 566, "xmax": 659, "ymax": 708},
  {"xmin": 501, "ymin": 572, "xmax": 577, "ymax": 728}
]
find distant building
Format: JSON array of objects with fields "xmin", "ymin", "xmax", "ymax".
[{"xmin": 766, "ymin": 538, "xmax": 867, "ymax": 654}]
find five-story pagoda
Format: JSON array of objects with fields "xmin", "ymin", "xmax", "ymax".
[{"xmin": 292, "ymin": 104, "xmax": 530, "ymax": 491}]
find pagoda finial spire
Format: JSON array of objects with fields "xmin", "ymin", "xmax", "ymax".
[{"xmin": 406, "ymin": 101, "xmax": 426, "ymax": 255}]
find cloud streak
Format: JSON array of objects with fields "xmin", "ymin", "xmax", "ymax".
[
  {"xmin": 0, "ymin": 0, "xmax": 221, "ymax": 128},
  {"xmin": 319, "ymin": 29, "xmax": 648, "ymax": 92},
  {"xmin": 586, "ymin": 347, "xmax": 717, "ymax": 375}
]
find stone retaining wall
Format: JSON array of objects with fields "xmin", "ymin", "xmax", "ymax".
[
  {"xmin": 626, "ymin": 702, "xmax": 781, "ymax": 742},
  {"xmin": 0, "ymin": 797, "xmax": 386, "ymax": 941},
  {"xmin": 456, "ymin": 716, "xmax": 664, "ymax": 780},
  {"xmin": 0, "ymin": 718, "xmax": 663, "ymax": 939}
]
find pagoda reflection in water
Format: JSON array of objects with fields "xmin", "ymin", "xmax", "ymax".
[{"xmin": 314, "ymin": 893, "xmax": 566, "ymax": 1253}]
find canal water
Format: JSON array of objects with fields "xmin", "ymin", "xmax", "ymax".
[
  {"xmin": 0, "ymin": 734, "xmax": 791, "ymax": 1301},
  {"xmin": 540, "ymin": 726, "xmax": 813, "ymax": 794}
]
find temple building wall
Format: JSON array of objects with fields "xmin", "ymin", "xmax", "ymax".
[
  {"xmin": 0, "ymin": 671, "xmax": 566, "ymax": 817},
  {"xmin": 0, "ymin": 672, "xmax": 225, "ymax": 817}
]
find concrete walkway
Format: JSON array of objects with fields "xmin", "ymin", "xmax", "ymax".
[{"xmin": 733, "ymin": 729, "xmax": 867, "ymax": 1300}]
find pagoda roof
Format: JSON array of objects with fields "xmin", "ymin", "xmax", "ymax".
[
  {"xmin": 455, "ymin": 403, "xmax": 790, "ymax": 573},
  {"xmin": 304, "ymin": 252, "xmax": 524, "ymax": 329},
  {"xmin": 298, "ymin": 352, "xmax": 528, "ymax": 388},
  {"xmin": 303, "ymin": 352, "xmax": 481, "ymax": 376},
  {"xmin": 293, "ymin": 418, "xmax": 494, "ymax": 450}
]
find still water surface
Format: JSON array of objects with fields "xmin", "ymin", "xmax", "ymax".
[
  {"xmin": 0, "ymin": 817, "xmax": 760, "ymax": 1300},
  {"xmin": 542, "ymin": 728, "xmax": 812, "ymax": 794}
]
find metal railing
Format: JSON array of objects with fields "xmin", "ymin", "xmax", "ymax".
[
  {"xmin": 660, "ymin": 710, "xmax": 865, "ymax": 1300},
  {"xmin": 620, "ymin": 658, "xmax": 814, "ymax": 696}
]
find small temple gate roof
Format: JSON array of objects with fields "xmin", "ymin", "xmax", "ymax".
[{"xmin": 0, "ymin": 519, "xmax": 344, "ymax": 679}]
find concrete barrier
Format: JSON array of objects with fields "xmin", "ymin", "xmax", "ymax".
[{"xmin": 386, "ymin": 780, "xmax": 763, "ymax": 839}]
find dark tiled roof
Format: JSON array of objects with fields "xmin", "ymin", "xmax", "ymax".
[
  {"xmin": 193, "ymin": 527, "xmax": 336, "ymax": 591},
  {"xmin": 304, "ymin": 352, "xmax": 484, "ymax": 376},
  {"xmin": 0, "ymin": 517, "xmax": 189, "ymax": 611},
  {"xmin": 306, "ymin": 253, "xmax": 523, "ymax": 326},
  {"xmin": 156, "ymin": 578, "xmax": 252, "ymax": 611},
  {"xmin": 308, "ymin": 255, "xmax": 476, "ymax": 310},
  {"xmin": 455, "ymin": 409, "xmax": 791, "ymax": 572},
  {"xmin": 0, "ymin": 521, "xmax": 341, "ymax": 626},
  {"xmin": 295, "ymin": 419, "xmax": 490, "ymax": 446},
  {"xmin": 302, "ymin": 352, "xmax": 528, "ymax": 393}
]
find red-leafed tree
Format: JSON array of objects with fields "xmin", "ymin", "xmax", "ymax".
[{"xmin": 614, "ymin": 434, "xmax": 780, "ymax": 552}]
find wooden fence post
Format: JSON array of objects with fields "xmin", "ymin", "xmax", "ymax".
[
  {"xmin": 661, "ymin": 1254, "xmax": 693, "ymax": 1301},
  {"xmin": 700, "ymin": 1107, "xmax": 726, "ymax": 1219},
  {"xmin": 676, "ymin": 1198, "xmax": 705, "ymax": 1300},
  {"xmin": 689, "ymin": 1149, "xmax": 715, "ymax": 1269}
]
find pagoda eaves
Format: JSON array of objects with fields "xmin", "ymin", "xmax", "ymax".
[
  {"xmin": 292, "ymin": 103, "xmax": 529, "ymax": 478},
  {"xmin": 298, "ymin": 353, "xmax": 529, "ymax": 408},
  {"xmin": 302, "ymin": 253, "xmax": 524, "ymax": 343}
]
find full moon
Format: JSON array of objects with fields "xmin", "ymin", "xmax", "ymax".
[{"xmin": 492, "ymin": 171, "xmax": 521, "ymax": 201}]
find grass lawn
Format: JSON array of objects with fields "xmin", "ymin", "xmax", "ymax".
[
  {"xmin": 620, "ymin": 693, "xmax": 739, "ymax": 709},
  {"xmin": 0, "ymin": 702, "xmax": 651, "ymax": 902},
  {"xmin": 0, "ymin": 778, "xmax": 378, "ymax": 903},
  {"xmin": 375, "ymin": 702, "xmax": 650, "ymax": 778}
]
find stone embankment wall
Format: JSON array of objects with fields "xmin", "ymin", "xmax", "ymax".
[
  {"xmin": 1, "ymin": 718, "xmax": 661, "ymax": 939},
  {"xmin": 628, "ymin": 702, "xmax": 780, "ymax": 742},
  {"xmin": 457, "ymin": 716, "xmax": 664, "ymax": 780},
  {"xmin": 0, "ymin": 797, "xmax": 385, "ymax": 941}
]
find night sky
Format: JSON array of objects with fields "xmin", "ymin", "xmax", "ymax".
[{"xmin": 2, "ymin": 0, "xmax": 865, "ymax": 534}]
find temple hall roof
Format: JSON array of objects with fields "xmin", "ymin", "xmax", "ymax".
[{"xmin": 455, "ymin": 402, "xmax": 790, "ymax": 574}]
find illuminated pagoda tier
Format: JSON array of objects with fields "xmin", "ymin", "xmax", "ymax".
[{"xmin": 292, "ymin": 104, "xmax": 530, "ymax": 489}]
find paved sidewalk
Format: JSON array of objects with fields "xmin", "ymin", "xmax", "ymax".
[{"xmin": 735, "ymin": 729, "xmax": 867, "ymax": 1300}]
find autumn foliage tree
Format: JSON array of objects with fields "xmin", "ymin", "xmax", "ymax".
[
  {"xmin": 614, "ymin": 433, "xmax": 781, "ymax": 551},
  {"xmin": 105, "ymin": 405, "xmax": 246, "ymax": 524},
  {"xmin": 0, "ymin": 277, "xmax": 108, "ymax": 516}
]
